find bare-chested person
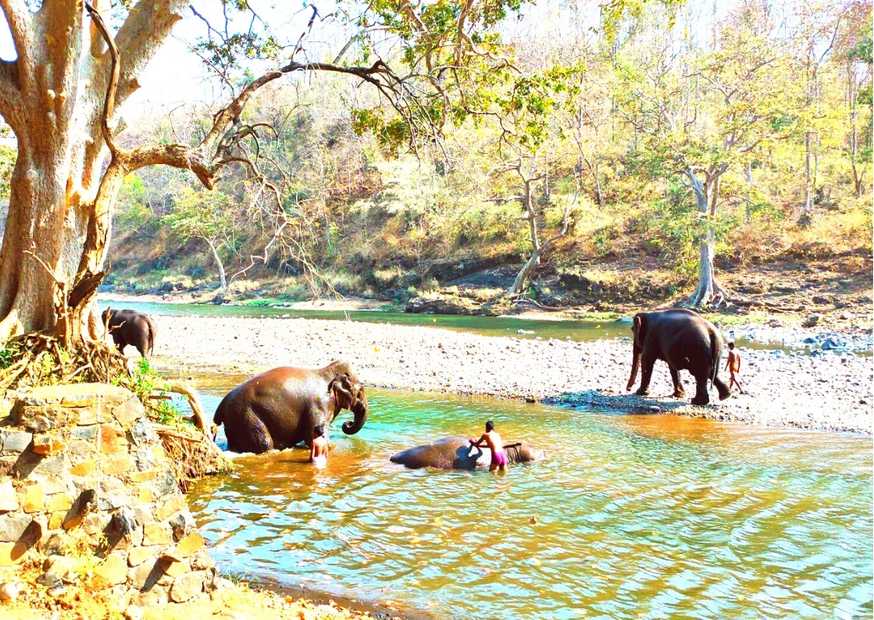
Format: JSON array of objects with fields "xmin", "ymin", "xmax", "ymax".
[
  {"xmin": 469, "ymin": 420, "xmax": 508, "ymax": 473},
  {"xmin": 310, "ymin": 424, "xmax": 329, "ymax": 468},
  {"xmin": 726, "ymin": 342, "xmax": 744, "ymax": 394}
]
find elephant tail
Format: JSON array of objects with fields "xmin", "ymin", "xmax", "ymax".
[
  {"xmin": 213, "ymin": 394, "xmax": 228, "ymax": 427},
  {"xmin": 710, "ymin": 331, "xmax": 722, "ymax": 385},
  {"xmin": 145, "ymin": 315, "xmax": 157, "ymax": 358}
]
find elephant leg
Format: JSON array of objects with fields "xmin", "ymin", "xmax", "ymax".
[
  {"xmin": 111, "ymin": 335, "xmax": 125, "ymax": 354},
  {"xmin": 134, "ymin": 334, "xmax": 149, "ymax": 358},
  {"xmin": 713, "ymin": 374, "xmax": 731, "ymax": 400},
  {"xmin": 692, "ymin": 373, "xmax": 710, "ymax": 406},
  {"xmin": 635, "ymin": 356, "xmax": 656, "ymax": 396},
  {"xmin": 668, "ymin": 366, "xmax": 685, "ymax": 398},
  {"xmin": 229, "ymin": 408, "xmax": 274, "ymax": 454}
]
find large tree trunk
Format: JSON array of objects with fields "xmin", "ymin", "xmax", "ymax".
[
  {"xmin": 0, "ymin": 1, "xmax": 188, "ymax": 345},
  {"xmin": 510, "ymin": 175, "xmax": 541, "ymax": 296},
  {"xmin": 685, "ymin": 168, "xmax": 727, "ymax": 308}
]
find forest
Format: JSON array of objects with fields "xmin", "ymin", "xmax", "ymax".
[
  {"xmin": 0, "ymin": 1, "xmax": 870, "ymax": 618},
  {"xmin": 60, "ymin": 0, "xmax": 874, "ymax": 314}
]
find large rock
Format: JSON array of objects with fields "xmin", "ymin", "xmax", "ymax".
[
  {"xmin": 0, "ymin": 383, "xmax": 217, "ymax": 608},
  {"xmin": 0, "ymin": 478, "xmax": 18, "ymax": 512},
  {"xmin": 405, "ymin": 289, "xmax": 502, "ymax": 316},
  {"xmin": 10, "ymin": 383, "xmax": 145, "ymax": 430}
]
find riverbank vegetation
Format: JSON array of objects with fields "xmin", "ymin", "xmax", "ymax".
[{"xmin": 91, "ymin": 1, "xmax": 873, "ymax": 317}]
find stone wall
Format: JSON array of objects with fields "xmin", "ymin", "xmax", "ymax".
[{"xmin": 0, "ymin": 383, "xmax": 222, "ymax": 613}]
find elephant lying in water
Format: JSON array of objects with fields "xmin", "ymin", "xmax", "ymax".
[{"xmin": 390, "ymin": 436, "xmax": 543, "ymax": 470}]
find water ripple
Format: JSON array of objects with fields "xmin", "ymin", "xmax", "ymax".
[{"xmin": 189, "ymin": 388, "xmax": 873, "ymax": 619}]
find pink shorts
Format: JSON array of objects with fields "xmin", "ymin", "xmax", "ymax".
[{"xmin": 492, "ymin": 450, "xmax": 508, "ymax": 467}]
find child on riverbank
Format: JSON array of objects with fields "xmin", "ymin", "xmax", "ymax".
[
  {"xmin": 469, "ymin": 420, "xmax": 508, "ymax": 473},
  {"xmin": 310, "ymin": 424, "xmax": 329, "ymax": 468},
  {"xmin": 726, "ymin": 342, "xmax": 744, "ymax": 394}
]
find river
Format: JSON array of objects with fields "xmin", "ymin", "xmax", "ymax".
[
  {"xmin": 186, "ymin": 379, "xmax": 873, "ymax": 619},
  {"xmin": 97, "ymin": 298, "xmax": 805, "ymax": 351}
]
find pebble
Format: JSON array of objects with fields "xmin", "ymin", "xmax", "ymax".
[
  {"xmin": 0, "ymin": 582, "xmax": 21, "ymax": 603},
  {"xmin": 154, "ymin": 315, "xmax": 873, "ymax": 435}
]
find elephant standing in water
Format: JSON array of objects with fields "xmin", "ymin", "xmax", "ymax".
[
  {"xmin": 626, "ymin": 308, "xmax": 730, "ymax": 406},
  {"xmin": 390, "ymin": 436, "xmax": 543, "ymax": 470},
  {"xmin": 214, "ymin": 361, "xmax": 368, "ymax": 453},
  {"xmin": 102, "ymin": 308, "xmax": 157, "ymax": 358}
]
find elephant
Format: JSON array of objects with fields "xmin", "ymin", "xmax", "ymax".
[
  {"xmin": 102, "ymin": 308, "xmax": 156, "ymax": 358},
  {"xmin": 390, "ymin": 436, "xmax": 543, "ymax": 470},
  {"xmin": 213, "ymin": 361, "xmax": 368, "ymax": 454},
  {"xmin": 625, "ymin": 307, "xmax": 730, "ymax": 406}
]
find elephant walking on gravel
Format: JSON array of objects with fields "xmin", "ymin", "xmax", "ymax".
[
  {"xmin": 625, "ymin": 308, "xmax": 730, "ymax": 406},
  {"xmin": 102, "ymin": 308, "xmax": 157, "ymax": 358},
  {"xmin": 214, "ymin": 361, "xmax": 368, "ymax": 454}
]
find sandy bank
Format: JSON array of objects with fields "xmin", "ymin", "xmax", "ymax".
[{"xmin": 150, "ymin": 314, "xmax": 872, "ymax": 435}]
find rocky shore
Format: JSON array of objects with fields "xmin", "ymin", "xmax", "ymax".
[{"xmin": 151, "ymin": 315, "xmax": 872, "ymax": 435}]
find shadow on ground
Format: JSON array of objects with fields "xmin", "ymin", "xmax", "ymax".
[{"xmin": 544, "ymin": 389, "xmax": 691, "ymax": 415}]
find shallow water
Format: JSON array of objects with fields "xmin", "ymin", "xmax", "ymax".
[
  {"xmin": 98, "ymin": 298, "xmax": 797, "ymax": 351},
  {"xmin": 187, "ymin": 383, "xmax": 873, "ymax": 619}
]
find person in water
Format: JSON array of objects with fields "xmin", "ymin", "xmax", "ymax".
[
  {"xmin": 310, "ymin": 424, "xmax": 329, "ymax": 468},
  {"xmin": 469, "ymin": 420, "xmax": 508, "ymax": 473},
  {"xmin": 726, "ymin": 342, "xmax": 744, "ymax": 394}
]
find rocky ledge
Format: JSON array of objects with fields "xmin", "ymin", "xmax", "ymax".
[{"xmin": 0, "ymin": 383, "xmax": 224, "ymax": 615}]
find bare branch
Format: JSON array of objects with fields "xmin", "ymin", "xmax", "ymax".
[
  {"xmin": 112, "ymin": 0, "xmax": 187, "ymax": 105},
  {"xmin": 0, "ymin": 0, "xmax": 33, "ymax": 82},
  {"xmin": 85, "ymin": 2, "xmax": 121, "ymax": 159}
]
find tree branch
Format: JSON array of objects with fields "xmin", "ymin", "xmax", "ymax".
[
  {"xmin": 112, "ymin": 0, "xmax": 187, "ymax": 105},
  {"xmin": 85, "ymin": 2, "xmax": 121, "ymax": 159},
  {"xmin": 0, "ymin": 0, "xmax": 33, "ymax": 83},
  {"xmin": 0, "ymin": 60, "xmax": 21, "ymax": 129}
]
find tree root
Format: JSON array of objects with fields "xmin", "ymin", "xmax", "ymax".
[
  {"xmin": 0, "ymin": 333, "xmax": 129, "ymax": 393},
  {"xmin": 155, "ymin": 424, "xmax": 231, "ymax": 493},
  {"xmin": 150, "ymin": 381, "xmax": 214, "ymax": 437}
]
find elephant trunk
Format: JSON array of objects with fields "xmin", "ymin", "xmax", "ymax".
[
  {"xmin": 341, "ymin": 388, "xmax": 368, "ymax": 435},
  {"xmin": 626, "ymin": 348, "xmax": 640, "ymax": 392}
]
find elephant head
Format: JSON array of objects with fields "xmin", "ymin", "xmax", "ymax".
[
  {"xmin": 626, "ymin": 313, "xmax": 646, "ymax": 391},
  {"xmin": 326, "ymin": 361, "xmax": 368, "ymax": 435}
]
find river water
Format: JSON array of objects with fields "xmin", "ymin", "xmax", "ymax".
[
  {"xmin": 187, "ymin": 380, "xmax": 873, "ymax": 619},
  {"xmin": 97, "ymin": 298, "xmax": 801, "ymax": 351}
]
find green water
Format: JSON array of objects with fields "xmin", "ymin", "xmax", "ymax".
[
  {"xmin": 97, "ymin": 298, "xmax": 790, "ymax": 350},
  {"xmin": 187, "ymin": 382, "xmax": 873, "ymax": 619}
]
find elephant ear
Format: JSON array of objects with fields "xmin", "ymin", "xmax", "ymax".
[{"xmin": 328, "ymin": 373, "xmax": 354, "ymax": 410}]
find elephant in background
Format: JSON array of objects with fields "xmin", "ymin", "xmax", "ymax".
[
  {"xmin": 626, "ymin": 308, "xmax": 730, "ymax": 406},
  {"xmin": 102, "ymin": 308, "xmax": 156, "ymax": 358},
  {"xmin": 390, "ymin": 436, "xmax": 543, "ymax": 470},
  {"xmin": 214, "ymin": 361, "xmax": 368, "ymax": 454}
]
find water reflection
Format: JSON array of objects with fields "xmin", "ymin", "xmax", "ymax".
[{"xmin": 188, "ymin": 386, "xmax": 873, "ymax": 619}]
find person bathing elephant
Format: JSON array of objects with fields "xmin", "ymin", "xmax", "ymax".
[
  {"xmin": 214, "ymin": 361, "xmax": 368, "ymax": 454},
  {"xmin": 102, "ymin": 308, "xmax": 157, "ymax": 358},
  {"xmin": 625, "ymin": 308, "xmax": 730, "ymax": 406},
  {"xmin": 390, "ymin": 436, "xmax": 543, "ymax": 470}
]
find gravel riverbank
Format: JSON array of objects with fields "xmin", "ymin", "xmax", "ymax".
[{"xmin": 151, "ymin": 315, "xmax": 872, "ymax": 435}]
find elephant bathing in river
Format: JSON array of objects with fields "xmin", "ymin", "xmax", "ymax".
[
  {"xmin": 626, "ymin": 308, "xmax": 730, "ymax": 406},
  {"xmin": 102, "ymin": 308, "xmax": 157, "ymax": 358},
  {"xmin": 390, "ymin": 436, "xmax": 543, "ymax": 470},
  {"xmin": 214, "ymin": 361, "xmax": 368, "ymax": 454}
]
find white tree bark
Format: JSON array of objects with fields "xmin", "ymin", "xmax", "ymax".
[
  {"xmin": 203, "ymin": 237, "xmax": 228, "ymax": 293},
  {"xmin": 684, "ymin": 168, "xmax": 727, "ymax": 308}
]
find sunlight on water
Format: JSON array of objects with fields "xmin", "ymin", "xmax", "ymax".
[{"xmin": 187, "ymin": 383, "xmax": 873, "ymax": 618}]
